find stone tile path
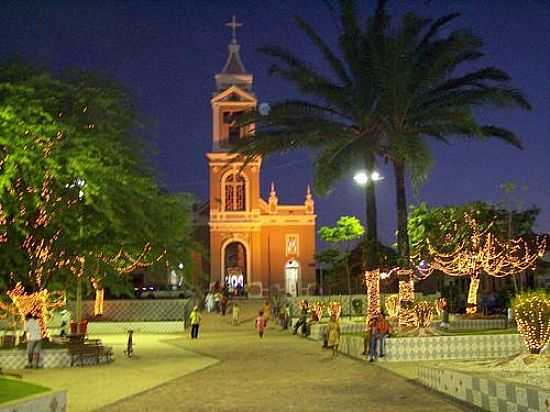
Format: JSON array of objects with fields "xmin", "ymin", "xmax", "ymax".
[{"xmin": 101, "ymin": 327, "xmax": 469, "ymax": 412}]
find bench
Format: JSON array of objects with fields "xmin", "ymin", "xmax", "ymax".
[{"xmin": 68, "ymin": 340, "xmax": 113, "ymax": 367}]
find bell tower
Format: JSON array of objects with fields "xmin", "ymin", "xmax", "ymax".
[{"xmin": 207, "ymin": 15, "xmax": 261, "ymax": 288}]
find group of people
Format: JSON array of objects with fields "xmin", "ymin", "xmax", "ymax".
[
  {"xmin": 204, "ymin": 290, "xmax": 229, "ymax": 315},
  {"xmin": 363, "ymin": 313, "xmax": 391, "ymax": 362}
]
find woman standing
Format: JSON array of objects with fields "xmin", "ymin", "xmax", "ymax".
[{"xmin": 326, "ymin": 314, "xmax": 341, "ymax": 356}]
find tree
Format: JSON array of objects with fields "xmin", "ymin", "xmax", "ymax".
[
  {"xmin": 0, "ymin": 60, "xmax": 195, "ymax": 329},
  {"xmin": 363, "ymin": 3, "xmax": 531, "ymax": 266},
  {"xmin": 408, "ymin": 202, "xmax": 545, "ymax": 312},
  {"xmin": 236, "ymin": 1, "xmax": 389, "ymax": 269},
  {"xmin": 319, "ymin": 216, "xmax": 364, "ymax": 317},
  {"xmin": 236, "ymin": 0, "xmax": 530, "ymax": 270}
]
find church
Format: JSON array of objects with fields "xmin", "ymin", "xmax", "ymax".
[{"xmin": 203, "ymin": 17, "xmax": 317, "ymax": 296}]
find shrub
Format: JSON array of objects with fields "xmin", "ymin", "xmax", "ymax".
[{"xmin": 512, "ymin": 290, "xmax": 550, "ymax": 354}]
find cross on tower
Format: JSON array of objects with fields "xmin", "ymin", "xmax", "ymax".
[{"xmin": 226, "ymin": 14, "xmax": 242, "ymax": 43}]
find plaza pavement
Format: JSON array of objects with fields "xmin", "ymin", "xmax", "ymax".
[
  {"xmin": 99, "ymin": 325, "xmax": 469, "ymax": 412},
  {"xmin": 19, "ymin": 334, "xmax": 218, "ymax": 412}
]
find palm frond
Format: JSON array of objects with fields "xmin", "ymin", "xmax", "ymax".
[
  {"xmin": 295, "ymin": 16, "xmax": 351, "ymax": 86},
  {"xmin": 481, "ymin": 126, "xmax": 524, "ymax": 149}
]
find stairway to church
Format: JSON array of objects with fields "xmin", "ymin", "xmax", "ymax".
[{"xmin": 199, "ymin": 298, "xmax": 270, "ymax": 332}]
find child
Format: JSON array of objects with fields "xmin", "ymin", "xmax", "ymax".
[
  {"xmin": 326, "ymin": 314, "xmax": 341, "ymax": 356},
  {"xmin": 232, "ymin": 303, "xmax": 240, "ymax": 326},
  {"xmin": 256, "ymin": 311, "xmax": 267, "ymax": 338}
]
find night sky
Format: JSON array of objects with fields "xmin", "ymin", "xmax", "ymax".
[{"xmin": 1, "ymin": 1, "xmax": 548, "ymax": 245}]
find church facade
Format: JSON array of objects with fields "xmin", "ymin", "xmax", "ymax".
[{"xmin": 206, "ymin": 19, "xmax": 317, "ymax": 296}]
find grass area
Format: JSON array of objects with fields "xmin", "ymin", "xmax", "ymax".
[{"xmin": 0, "ymin": 378, "xmax": 49, "ymax": 404}]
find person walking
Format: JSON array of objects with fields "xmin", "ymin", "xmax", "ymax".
[
  {"xmin": 24, "ymin": 314, "xmax": 42, "ymax": 368},
  {"xmin": 205, "ymin": 292, "xmax": 214, "ymax": 313},
  {"xmin": 362, "ymin": 317, "xmax": 376, "ymax": 356},
  {"xmin": 255, "ymin": 311, "xmax": 267, "ymax": 338},
  {"xmin": 326, "ymin": 314, "xmax": 341, "ymax": 356},
  {"xmin": 221, "ymin": 294, "xmax": 228, "ymax": 316},
  {"xmin": 189, "ymin": 306, "xmax": 201, "ymax": 339},
  {"xmin": 232, "ymin": 303, "xmax": 240, "ymax": 326}
]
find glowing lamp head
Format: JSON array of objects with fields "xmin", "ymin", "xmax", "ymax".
[
  {"xmin": 371, "ymin": 171, "xmax": 382, "ymax": 181},
  {"xmin": 353, "ymin": 171, "xmax": 369, "ymax": 185}
]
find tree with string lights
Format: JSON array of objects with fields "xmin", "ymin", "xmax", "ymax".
[
  {"xmin": 0, "ymin": 60, "xmax": 194, "ymax": 334},
  {"xmin": 409, "ymin": 202, "xmax": 546, "ymax": 314}
]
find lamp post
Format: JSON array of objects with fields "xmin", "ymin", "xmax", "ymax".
[{"xmin": 353, "ymin": 170, "xmax": 383, "ymax": 317}]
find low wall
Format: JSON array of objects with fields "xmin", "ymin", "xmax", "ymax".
[
  {"xmin": 0, "ymin": 349, "xmax": 71, "ymax": 369},
  {"xmin": 333, "ymin": 333, "xmax": 523, "ymax": 362},
  {"xmin": 0, "ymin": 390, "xmax": 67, "ymax": 412},
  {"xmin": 88, "ymin": 321, "xmax": 184, "ymax": 335},
  {"xmin": 68, "ymin": 299, "xmax": 189, "ymax": 321},
  {"xmin": 448, "ymin": 316, "xmax": 507, "ymax": 330},
  {"xmin": 417, "ymin": 366, "xmax": 550, "ymax": 412}
]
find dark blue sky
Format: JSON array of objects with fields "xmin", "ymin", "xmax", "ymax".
[{"xmin": 1, "ymin": 1, "xmax": 548, "ymax": 244}]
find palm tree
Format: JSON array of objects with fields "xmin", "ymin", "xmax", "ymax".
[
  {"xmin": 372, "ymin": 9, "xmax": 531, "ymax": 265},
  {"xmin": 236, "ymin": 0, "xmax": 531, "ymax": 269},
  {"xmin": 236, "ymin": 1, "xmax": 390, "ymax": 269}
]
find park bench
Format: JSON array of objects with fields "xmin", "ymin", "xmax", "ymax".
[{"xmin": 68, "ymin": 339, "xmax": 113, "ymax": 367}]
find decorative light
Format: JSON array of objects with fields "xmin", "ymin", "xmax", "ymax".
[
  {"xmin": 384, "ymin": 294, "xmax": 399, "ymax": 319},
  {"xmin": 364, "ymin": 269, "xmax": 381, "ymax": 322},
  {"xmin": 426, "ymin": 214, "xmax": 547, "ymax": 313},
  {"xmin": 513, "ymin": 291, "xmax": 550, "ymax": 354},
  {"xmin": 397, "ymin": 269, "xmax": 417, "ymax": 329},
  {"xmin": 8, "ymin": 283, "xmax": 65, "ymax": 338},
  {"xmin": 414, "ymin": 301, "xmax": 435, "ymax": 331},
  {"xmin": 328, "ymin": 301, "xmax": 342, "ymax": 320}
]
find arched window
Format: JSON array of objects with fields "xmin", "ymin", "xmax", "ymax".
[{"xmin": 224, "ymin": 173, "xmax": 246, "ymax": 211}]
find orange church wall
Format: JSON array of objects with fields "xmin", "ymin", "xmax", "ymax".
[
  {"xmin": 209, "ymin": 223, "xmax": 316, "ymax": 294},
  {"xmin": 258, "ymin": 224, "xmax": 316, "ymax": 292}
]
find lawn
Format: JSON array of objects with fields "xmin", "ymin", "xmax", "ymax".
[{"xmin": 0, "ymin": 377, "xmax": 49, "ymax": 404}]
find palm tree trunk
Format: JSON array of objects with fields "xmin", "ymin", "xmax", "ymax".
[
  {"xmin": 393, "ymin": 160, "xmax": 410, "ymax": 266},
  {"xmin": 364, "ymin": 153, "xmax": 379, "ymax": 269}
]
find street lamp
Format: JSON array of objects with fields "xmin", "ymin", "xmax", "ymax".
[{"xmin": 353, "ymin": 170, "xmax": 384, "ymax": 185}]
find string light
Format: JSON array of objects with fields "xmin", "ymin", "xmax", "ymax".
[
  {"xmin": 364, "ymin": 269, "xmax": 381, "ymax": 322},
  {"xmin": 414, "ymin": 301, "xmax": 435, "ymax": 330},
  {"xmin": 513, "ymin": 292, "xmax": 550, "ymax": 354},
  {"xmin": 427, "ymin": 214, "xmax": 547, "ymax": 313},
  {"xmin": 397, "ymin": 269, "xmax": 417, "ymax": 329},
  {"xmin": 7, "ymin": 283, "xmax": 65, "ymax": 338},
  {"xmin": 328, "ymin": 301, "xmax": 342, "ymax": 320},
  {"xmin": 384, "ymin": 294, "xmax": 399, "ymax": 319}
]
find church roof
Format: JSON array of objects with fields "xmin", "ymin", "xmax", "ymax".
[
  {"xmin": 222, "ymin": 43, "xmax": 247, "ymax": 75},
  {"xmin": 215, "ymin": 15, "xmax": 253, "ymax": 92}
]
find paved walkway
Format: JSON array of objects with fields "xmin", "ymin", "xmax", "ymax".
[
  {"xmin": 101, "ymin": 327, "xmax": 468, "ymax": 412},
  {"xmin": 22, "ymin": 334, "xmax": 218, "ymax": 412}
]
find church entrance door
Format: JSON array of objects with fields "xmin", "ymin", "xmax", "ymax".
[
  {"xmin": 224, "ymin": 242, "xmax": 247, "ymax": 293},
  {"xmin": 285, "ymin": 260, "xmax": 300, "ymax": 296}
]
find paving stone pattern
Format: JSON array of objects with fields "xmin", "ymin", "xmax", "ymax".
[{"xmin": 418, "ymin": 366, "xmax": 550, "ymax": 412}]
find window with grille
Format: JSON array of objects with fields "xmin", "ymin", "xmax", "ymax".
[{"xmin": 224, "ymin": 173, "xmax": 246, "ymax": 211}]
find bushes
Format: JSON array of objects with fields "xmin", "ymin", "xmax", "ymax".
[{"xmin": 512, "ymin": 290, "xmax": 550, "ymax": 354}]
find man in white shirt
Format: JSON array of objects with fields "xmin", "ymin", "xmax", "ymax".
[{"xmin": 24, "ymin": 313, "xmax": 42, "ymax": 368}]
